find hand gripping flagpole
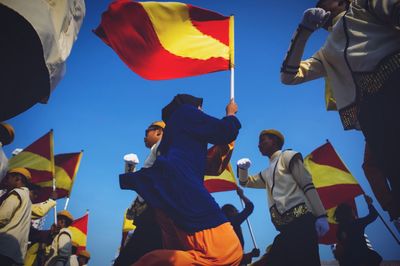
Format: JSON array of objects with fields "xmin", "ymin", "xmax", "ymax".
[{"xmin": 239, "ymin": 198, "xmax": 258, "ymax": 249}]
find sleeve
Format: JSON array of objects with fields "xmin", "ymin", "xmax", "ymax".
[
  {"xmin": 357, "ymin": 204, "xmax": 379, "ymax": 228},
  {"xmin": 238, "ymin": 168, "xmax": 267, "ymax": 189},
  {"xmin": 281, "ymin": 25, "xmax": 327, "ymax": 85},
  {"xmin": 0, "ymin": 145, "xmax": 8, "ymax": 182},
  {"xmin": 0, "ymin": 192, "xmax": 21, "ymax": 227},
  {"xmin": 231, "ymin": 200, "xmax": 254, "ymax": 226},
  {"xmin": 366, "ymin": 0, "xmax": 400, "ymax": 27},
  {"xmin": 143, "ymin": 141, "xmax": 160, "ymax": 168},
  {"xmin": 183, "ymin": 106, "xmax": 242, "ymax": 145},
  {"xmin": 31, "ymin": 199, "xmax": 56, "ymax": 220},
  {"xmin": 289, "ymin": 154, "xmax": 327, "ymax": 217}
]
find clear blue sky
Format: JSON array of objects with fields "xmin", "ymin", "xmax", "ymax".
[{"xmin": 4, "ymin": 0, "xmax": 400, "ymax": 264}]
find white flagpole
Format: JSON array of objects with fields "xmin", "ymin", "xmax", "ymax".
[
  {"xmin": 240, "ymin": 199, "xmax": 258, "ymax": 249},
  {"xmin": 64, "ymin": 197, "xmax": 70, "ymax": 210},
  {"xmin": 230, "ymin": 67, "xmax": 235, "ymax": 100},
  {"xmin": 229, "ymin": 15, "xmax": 235, "ymax": 100},
  {"xmin": 53, "ymin": 178, "xmax": 57, "ymax": 224}
]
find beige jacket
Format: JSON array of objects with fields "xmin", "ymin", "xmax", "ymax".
[
  {"xmin": 281, "ymin": 0, "xmax": 400, "ymax": 129},
  {"xmin": 239, "ymin": 150, "xmax": 326, "ymax": 218},
  {"xmin": 0, "ymin": 187, "xmax": 32, "ymax": 264},
  {"xmin": 45, "ymin": 227, "xmax": 72, "ymax": 266}
]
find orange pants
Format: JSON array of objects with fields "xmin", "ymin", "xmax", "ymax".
[{"xmin": 132, "ymin": 210, "xmax": 243, "ymax": 266}]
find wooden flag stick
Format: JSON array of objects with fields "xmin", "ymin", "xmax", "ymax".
[{"xmin": 53, "ymin": 178, "xmax": 57, "ymax": 224}]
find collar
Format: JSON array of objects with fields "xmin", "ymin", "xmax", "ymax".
[
  {"xmin": 269, "ymin": 150, "xmax": 282, "ymax": 162},
  {"xmin": 328, "ymin": 11, "xmax": 346, "ymax": 32}
]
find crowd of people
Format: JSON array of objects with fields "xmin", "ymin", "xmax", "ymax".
[
  {"xmin": 1, "ymin": 0, "xmax": 400, "ymax": 265},
  {"xmin": 0, "ymin": 123, "xmax": 91, "ymax": 266}
]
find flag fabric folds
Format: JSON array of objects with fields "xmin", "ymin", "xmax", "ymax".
[
  {"xmin": 39, "ymin": 152, "xmax": 83, "ymax": 200},
  {"xmin": 121, "ymin": 209, "xmax": 136, "ymax": 247},
  {"xmin": 8, "ymin": 131, "xmax": 55, "ymax": 189},
  {"xmin": 204, "ymin": 143, "xmax": 237, "ymax": 193},
  {"xmin": 304, "ymin": 142, "xmax": 364, "ymax": 244},
  {"xmin": 0, "ymin": 0, "xmax": 85, "ymax": 120},
  {"xmin": 95, "ymin": 0, "xmax": 234, "ymax": 80},
  {"xmin": 70, "ymin": 213, "xmax": 89, "ymax": 252}
]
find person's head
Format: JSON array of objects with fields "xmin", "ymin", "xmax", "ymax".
[
  {"xmin": 57, "ymin": 210, "xmax": 74, "ymax": 228},
  {"xmin": 334, "ymin": 203, "xmax": 356, "ymax": 224},
  {"xmin": 3, "ymin": 167, "xmax": 31, "ymax": 190},
  {"xmin": 222, "ymin": 204, "xmax": 238, "ymax": 219},
  {"xmin": 144, "ymin": 121, "xmax": 165, "ymax": 148},
  {"xmin": 316, "ymin": 0, "xmax": 351, "ymax": 29},
  {"xmin": 0, "ymin": 123, "xmax": 15, "ymax": 146},
  {"xmin": 258, "ymin": 129, "xmax": 284, "ymax": 158},
  {"xmin": 161, "ymin": 94, "xmax": 203, "ymax": 122},
  {"xmin": 77, "ymin": 250, "xmax": 91, "ymax": 265}
]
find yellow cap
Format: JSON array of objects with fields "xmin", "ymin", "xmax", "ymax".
[
  {"xmin": 149, "ymin": 121, "xmax": 165, "ymax": 129},
  {"xmin": 78, "ymin": 250, "xmax": 91, "ymax": 259},
  {"xmin": 8, "ymin": 167, "xmax": 31, "ymax": 180},
  {"xmin": 259, "ymin": 129, "xmax": 285, "ymax": 145},
  {"xmin": 0, "ymin": 123, "xmax": 15, "ymax": 145},
  {"xmin": 57, "ymin": 210, "xmax": 74, "ymax": 222}
]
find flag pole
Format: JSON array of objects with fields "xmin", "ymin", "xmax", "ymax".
[
  {"xmin": 230, "ymin": 67, "xmax": 235, "ymax": 100},
  {"xmin": 239, "ymin": 199, "xmax": 258, "ymax": 249},
  {"xmin": 229, "ymin": 15, "xmax": 235, "ymax": 100},
  {"xmin": 53, "ymin": 178, "xmax": 57, "ymax": 224},
  {"xmin": 376, "ymin": 206, "xmax": 400, "ymax": 245},
  {"xmin": 64, "ymin": 197, "xmax": 70, "ymax": 210}
]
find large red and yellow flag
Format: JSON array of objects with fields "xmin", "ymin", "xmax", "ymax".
[
  {"xmin": 70, "ymin": 213, "xmax": 89, "ymax": 253},
  {"xmin": 204, "ymin": 143, "xmax": 237, "ymax": 193},
  {"xmin": 304, "ymin": 142, "xmax": 363, "ymax": 244},
  {"xmin": 38, "ymin": 152, "xmax": 83, "ymax": 200},
  {"xmin": 95, "ymin": 0, "xmax": 234, "ymax": 80},
  {"xmin": 8, "ymin": 131, "xmax": 55, "ymax": 202}
]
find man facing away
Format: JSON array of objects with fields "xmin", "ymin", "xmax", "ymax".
[{"xmin": 237, "ymin": 129, "xmax": 329, "ymax": 266}]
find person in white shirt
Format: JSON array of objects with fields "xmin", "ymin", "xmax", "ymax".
[
  {"xmin": 237, "ymin": 129, "xmax": 328, "ymax": 266},
  {"xmin": 0, "ymin": 167, "xmax": 32, "ymax": 265},
  {"xmin": 45, "ymin": 210, "xmax": 74, "ymax": 266}
]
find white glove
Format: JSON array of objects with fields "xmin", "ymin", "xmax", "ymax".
[
  {"xmin": 315, "ymin": 216, "xmax": 329, "ymax": 237},
  {"xmin": 237, "ymin": 158, "xmax": 252, "ymax": 170},
  {"xmin": 301, "ymin": 8, "xmax": 331, "ymax": 31},
  {"xmin": 124, "ymin": 153, "xmax": 139, "ymax": 164}
]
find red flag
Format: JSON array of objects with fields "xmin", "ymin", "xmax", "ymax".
[
  {"xmin": 70, "ymin": 213, "xmax": 89, "ymax": 253},
  {"xmin": 95, "ymin": 0, "xmax": 234, "ymax": 80},
  {"xmin": 204, "ymin": 143, "xmax": 237, "ymax": 193},
  {"xmin": 304, "ymin": 142, "xmax": 363, "ymax": 244}
]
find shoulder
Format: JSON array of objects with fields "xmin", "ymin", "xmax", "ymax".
[{"xmin": 281, "ymin": 150, "xmax": 302, "ymax": 166}]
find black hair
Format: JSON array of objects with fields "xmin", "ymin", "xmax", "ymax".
[
  {"xmin": 162, "ymin": 94, "xmax": 203, "ymax": 122},
  {"xmin": 221, "ymin": 204, "xmax": 237, "ymax": 218}
]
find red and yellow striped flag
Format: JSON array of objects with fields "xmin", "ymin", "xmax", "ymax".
[
  {"xmin": 8, "ymin": 131, "xmax": 55, "ymax": 202},
  {"xmin": 204, "ymin": 163, "xmax": 237, "ymax": 193},
  {"xmin": 304, "ymin": 142, "xmax": 363, "ymax": 244},
  {"xmin": 204, "ymin": 143, "xmax": 237, "ymax": 193},
  {"xmin": 95, "ymin": 0, "xmax": 234, "ymax": 80},
  {"xmin": 70, "ymin": 213, "xmax": 88, "ymax": 253},
  {"xmin": 38, "ymin": 152, "xmax": 83, "ymax": 200}
]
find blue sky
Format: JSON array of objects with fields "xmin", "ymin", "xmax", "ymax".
[{"xmin": 4, "ymin": 0, "xmax": 400, "ymax": 264}]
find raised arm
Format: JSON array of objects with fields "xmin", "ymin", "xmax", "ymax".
[
  {"xmin": 237, "ymin": 158, "xmax": 266, "ymax": 189},
  {"xmin": 281, "ymin": 8, "xmax": 329, "ymax": 85}
]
